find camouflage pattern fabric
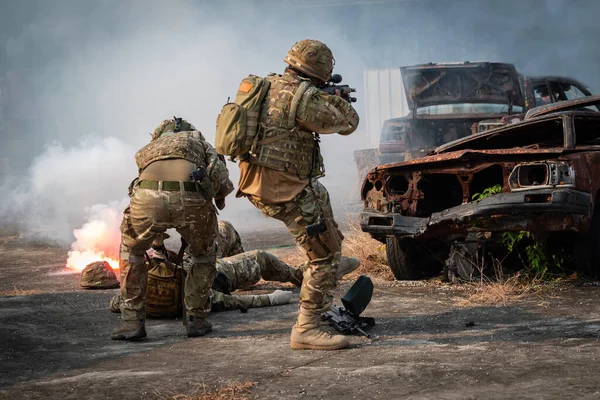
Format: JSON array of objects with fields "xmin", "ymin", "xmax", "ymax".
[
  {"xmin": 249, "ymin": 71, "xmax": 359, "ymax": 179},
  {"xmin": 135, "ymin": 130, "xmax": 208, "ymax": 173},
  {"xmin": 111, "ymin": 288, "xmax": 272, "ymax": 314},
  {"xmin": 151, "ymin": 117, "xmax": 196, "ymax": 141},
  {"xmin": 248, "ymin": 180, "xmax": 342, "ymax": 316},
  {"xmin": 216, "ymin": 220, "xmax": 244, "ymax": 258},
  {"xmin": 284, "ymin": 39, "xmax": 335, "ymax": 84},
  {"xmin": 213, "ymin": 249, "xmax": 303, "ymax": 292},
  {"xmin": 210, "ymin": 290, "xmax": 271, "ymax": 312},
  {"xmin": 118, "ymin": 186, "xmax": 218, "ymax": 322},
  {"xmin": 182, "ymin": 249, "xmax": 303, "ymax": 292},
  {"xmin": 111, "ymin": 248, "xmax": 302, "ymax": 314},
  {"xmin": 135, "ymin": 130, "xmax": 233, "ymax": 201},
  {"xmin": 80, "ymin": 261, "xmax": 120, "ymax": 289}
]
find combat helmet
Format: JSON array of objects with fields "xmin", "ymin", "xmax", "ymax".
[
  {"xmin": 284, "ymin": 39, "xmax": 335, "ymax": 84},
  {"xmin": 151, "ymin": 116, "xmax": 197, "ymax": 141},
  {"xmin": 80, "ymin": 261, "xmax": 120, "ymax": 289}
]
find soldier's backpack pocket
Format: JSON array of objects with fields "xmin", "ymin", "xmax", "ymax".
[{"xmin": 215, "ymin": 103, "xmax": 247, "ymax": 158}]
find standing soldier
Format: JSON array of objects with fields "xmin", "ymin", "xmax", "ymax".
[
  {"xmin": 234, "ymin": 39, "xmax": 359, "ymax": 350},
  {"xmin": 111, "ymin": 117, "xmax": 233, "ymax": 341}
]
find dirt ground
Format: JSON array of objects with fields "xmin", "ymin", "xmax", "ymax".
[{"xmin": 2, "ymin": 231, "xmax": 600, "ymax": 400}]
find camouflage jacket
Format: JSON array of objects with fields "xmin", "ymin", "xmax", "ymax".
[{"xmin": 249, "ymin": 71, "xmax": 360, "ymax": 179}]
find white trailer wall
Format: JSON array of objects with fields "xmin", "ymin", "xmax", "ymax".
[{"xmin": 362, "ymin": 68, "xmax": 410, "ymax": 148}]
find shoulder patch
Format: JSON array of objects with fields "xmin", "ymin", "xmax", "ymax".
[{"xmin": 239, "ymin": 81, "xmax": 253, "ymax": 93}]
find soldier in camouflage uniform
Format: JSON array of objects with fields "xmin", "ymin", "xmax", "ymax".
[
  {"xmin": 215, "ymin": 220, "xmax": 245, "ymax": 258},
  {"xmin": 109, "ymin": 247, "xmax": 360, "ymax": 313},
  {"xmin": 111, "ymin": 117, "xmax": 233, "ymax": 341},
  {"xmin": 234, "ymin": 39, "xmax": 359, "ymax": 350},
  {"xmin": 109, "ymin": 248, "xmax": 301, "ymax": 315}
]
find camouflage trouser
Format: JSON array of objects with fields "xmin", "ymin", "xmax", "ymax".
[
  {"xmin": 119, "ymin": 187, "xmax": 217, "ymax": 321},
  {"xmin": 210, "ymin": 290, "xmax": 271, "ymax": 312},
  {"xmin": 248, "ymin": 180, "xmax": 343, "ymax": 316},
  {"xmin": 111, "ymin": 290, "xmax": 272, "ymax": 314},
  {"xmin": 215, "ymin": 249, "xmax": 303, "ymax": 292}
]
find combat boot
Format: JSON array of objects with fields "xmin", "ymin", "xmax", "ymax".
[
  {"xmin": 336, "ymin": 257, "xmax": 360, "ymax": 280},
  {"xmin": 186, "ymin": 315, "xmax": 213, "ymax": 337},
  {"xmin": 111, "ymin": 319, "xmax": 146, "ymax": 341},
  {"xmin": 290, "ymin": 310, "xmax": 349, "ymax": 350}
]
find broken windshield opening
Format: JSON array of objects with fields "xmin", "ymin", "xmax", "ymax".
[{"xmin": 574, "ymin": 116, "xmax": 600, "ymax": 145}]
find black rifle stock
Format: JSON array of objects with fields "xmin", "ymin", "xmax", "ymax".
[{"xmin": 322, "ymin": 275, "xmax": 375, "ymax": 338}]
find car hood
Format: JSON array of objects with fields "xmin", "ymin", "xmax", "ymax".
[
  {"xmin": 401, "ymin": 62, "xmax": 525, "ymax": 110},
  {"xmin": 524, "ymin": 93, "xmax": 600, "ymax": 120}
]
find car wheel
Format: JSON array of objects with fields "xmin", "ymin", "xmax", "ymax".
[
  {"xmin": 575, "ymin": 206, "xmax": 600, "ymax": 279},
  {"xmin": 386, "ymin": 237, "xmax": 420, "ymax": 280}
]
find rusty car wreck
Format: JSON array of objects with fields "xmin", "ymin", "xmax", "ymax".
[
  {"xmin": 373, "ymin": 62, "xmax": 594, "ymax": 165},
  {"xmin": 360, "ymin": 94, "xmax": 600, "ymax": 280}
]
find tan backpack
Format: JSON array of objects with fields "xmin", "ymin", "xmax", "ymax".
[
  {"xmin": 215, "ymin": 75, "xmax": 271, "ymax": 161},
  {"xmin": 146, "ymin": 257, "xmax": 185, "ymax": 318}
]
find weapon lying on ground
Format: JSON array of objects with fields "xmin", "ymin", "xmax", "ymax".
[
  {"xmin": 320, "ymin": 74, "xmax": 357, "ymax": 103},
  {"xmin": 322, "ymin": 275, "xmax": 375, "ymax": 338}
]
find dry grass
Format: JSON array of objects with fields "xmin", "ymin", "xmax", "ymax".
[
  {"xmin": 0, "ymin": 285, "xmax": 42, "ymax": 297},
  {"xmin": 341, "ymin": 218, "xmax": 394, "ymax": 281},
  {"xmin": 456, "ymin": 268, "xmax": 537, "ymax": 307},
  {"xmin": 280, "ymin": 217, "xmax": 394, "ymax": 281},
  {"xmin": 156, "ymin": 381, "xmax": 257, "ymax": 400}
]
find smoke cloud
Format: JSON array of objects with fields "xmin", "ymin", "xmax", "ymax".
[{"xmin": 0, "ymin": 0, "xmax": 598, "ymax": 247}]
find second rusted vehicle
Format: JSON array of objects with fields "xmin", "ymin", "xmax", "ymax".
[
  {"xmin": 360, "ymin": 95, "xmax": 600, "ymax": 280},
  {"xmin": 376, "ymin": 62, "xmax": 594, "ymax": 165}
]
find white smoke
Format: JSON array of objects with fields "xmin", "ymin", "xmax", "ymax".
[
  {"xmin": 0, "ymin": 136, "xmax": 135, "ymax": 243},
  {"xmin": 0, "ymin": 1, "xmax": 369, "ymax": 247},
  {"xmin": 4, "ymin": 0, "xmax": 595, "ymax": 251},
  {"xmin": 65, "ymin": 200, "xmax": 127, "ymax": 270}
]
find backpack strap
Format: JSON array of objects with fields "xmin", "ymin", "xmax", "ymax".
[{"xmin": 288, "ymin": 80, "xmax": 312, "ymax": 129}]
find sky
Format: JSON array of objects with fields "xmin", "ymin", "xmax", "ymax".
[{"xmin": 0, "ymin": 0, "xmax": 598, "ymax": 242}]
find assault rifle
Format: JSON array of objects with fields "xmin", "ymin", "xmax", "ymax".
[
  {"xmin": 322, "ymin": 275, "xmax": 375, "ymax": 338},
  {"xmin": 320, "ymin": 74, "xmax": 357, "ymax": 103}
]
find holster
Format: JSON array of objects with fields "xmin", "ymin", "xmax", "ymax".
[{"xmin": 301, "ymin": 217, "xmax": 343, "ymax": 261}]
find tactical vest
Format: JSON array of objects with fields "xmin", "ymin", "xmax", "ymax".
[
  {"xmin": 249, "ymin": 72, "xmax": 325, "ymax": 179},
  {"xmin": 135, "ymin": 130, "xmax": 207, "ymax": 173}
]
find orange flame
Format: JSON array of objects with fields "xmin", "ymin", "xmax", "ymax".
[
  {"xmin": 66, "ymin": 250, "xmax": 119, "ymax": 271},
  {"xmin": 66, "ymin": 209, "xmax": 122, "ymax": 272}
]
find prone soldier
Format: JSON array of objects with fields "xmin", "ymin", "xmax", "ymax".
[{"xmin": 106, "ymin": 222, "xmax": 361, "ymax": 315}]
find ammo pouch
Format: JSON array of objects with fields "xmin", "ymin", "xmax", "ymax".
[
  {"xmin": 302, "ymin": 217, "xmax": 344, "ymax": 260},
  {"xmin": 146, "ymin": 258, "xmax": 185, "ymax": 318}
]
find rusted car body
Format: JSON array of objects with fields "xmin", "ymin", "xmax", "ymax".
[
  {"xmin": 377, "ymin": 62, "xmax": 594, "ymax": 165},
  {"xmin": 360, "ymin": 95, "xmax": 600, "ymax": 279},
  {"xmin": 377, "ymin": 61, "xmax": 526, "ymax": 164}
]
